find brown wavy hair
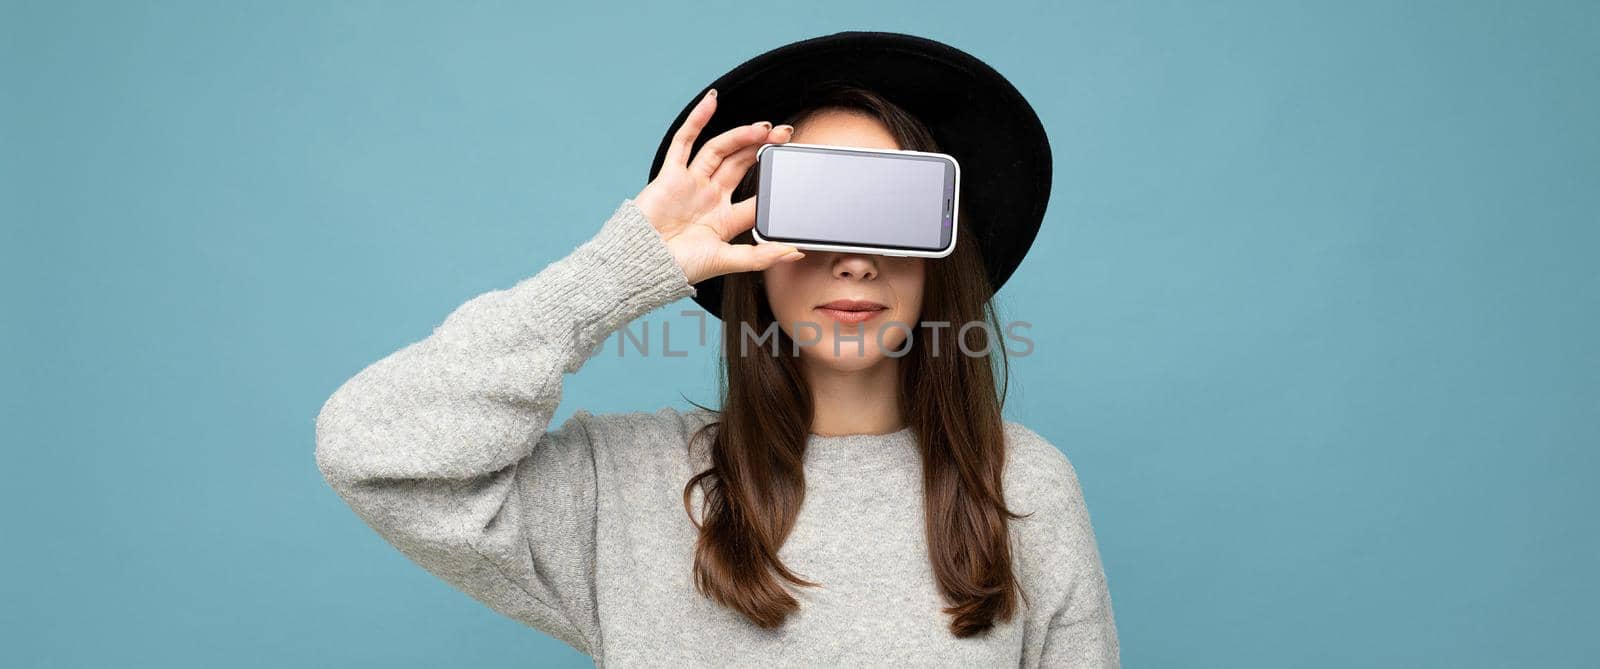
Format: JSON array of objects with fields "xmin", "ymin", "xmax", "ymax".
[{"xmin": 679, "ymin": 81, "xmax": 1028, "ymax": 636}]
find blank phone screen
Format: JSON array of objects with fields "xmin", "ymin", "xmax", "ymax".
[{"xmin": 760, "ymin": 146, "xmax": 953, "ymax": 251}]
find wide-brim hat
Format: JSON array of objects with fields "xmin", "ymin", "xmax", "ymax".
[{"xmin": 647, "ymin": 30, "xmax": 1052, "ymax": 320}]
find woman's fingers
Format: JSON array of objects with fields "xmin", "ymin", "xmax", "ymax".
[
  {"xmin": 689, "ymin": 121, "xmax": 772, "ymax": 180},
  {"xmin": 712, "ymin": 125, "xmax": 792, "ymax": 192},
  {"xmin": 663, "ymin": 89, "xmax": 717, "ymax": 170},
  {"xmin": 648, "ymin": 88, "xmax": 809, "ymax": 281},
  {"xmin": 714, "ymin": 241, "xmax": 805, "ymax": 275}
]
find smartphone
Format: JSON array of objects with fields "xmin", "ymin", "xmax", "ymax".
[{"xmin": 750, "ymin": 142, "xmax": 959, "ymax": 258}]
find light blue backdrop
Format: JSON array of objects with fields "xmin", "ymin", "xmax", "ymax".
[{"xmin": 4, "ymin": 1, "xmax": 1595, "ymax": 667}]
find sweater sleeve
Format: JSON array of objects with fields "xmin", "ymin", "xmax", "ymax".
[
  {"xmin": 1007, "ymin": 424, "xmax": 1122, "ymax": 668},
  {"xmin": 1032, "ymin": 458, "xmax": 1121, "ymax": 667},
  {"xmin": 313, "ymin": 198, "xmax": 695, "ymax": 658}
]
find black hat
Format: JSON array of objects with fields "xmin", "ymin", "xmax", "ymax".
[{"xmin": 647, "ymin": 31, "xmax": 1052, "ymax": 320}]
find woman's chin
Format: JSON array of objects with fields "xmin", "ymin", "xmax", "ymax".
[{"xmin": 798, "ymin": 344, "xmax": 902, "ymax": 372}]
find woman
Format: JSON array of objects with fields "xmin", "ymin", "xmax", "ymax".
[{"xmin": 317, "ymin": 32, "xmax": 1118, "ymax": 668}]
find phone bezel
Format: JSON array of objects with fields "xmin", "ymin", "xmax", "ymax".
[{"xmin": 750, "ymin": 142, "xmax": 960, "ymax": 259}]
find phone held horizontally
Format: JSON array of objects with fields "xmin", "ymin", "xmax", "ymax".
[{"xmin": 751, "ymin": 142, "xmax": 960, "ymax": 259}]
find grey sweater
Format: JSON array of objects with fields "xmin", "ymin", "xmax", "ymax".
[{"xmin": 314, "ymin": 198, "xmax": 1120, "ymax": 667}]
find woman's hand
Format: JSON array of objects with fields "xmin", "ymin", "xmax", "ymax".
[{"xmin": 633, "ymin": 88, "xmax": 805, "ymax": 286}]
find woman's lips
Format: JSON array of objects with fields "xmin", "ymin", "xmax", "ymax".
[{"xmin": 815, "ymin": 306, "xmax": 885, "ymax": 324}]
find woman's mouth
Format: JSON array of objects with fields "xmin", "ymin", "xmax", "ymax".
[{"xmin": 815, "ymin": 299, "xmax": 888, "ymax": 324}]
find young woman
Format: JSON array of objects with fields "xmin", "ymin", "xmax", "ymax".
[{"xmin": 317, "ymin": 33, "xmax": 1118, "ymax": 669}]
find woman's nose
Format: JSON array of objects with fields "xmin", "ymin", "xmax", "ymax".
[{"xmin": 831, "ymin": 253, "xmax": 878, "ymax": 281}]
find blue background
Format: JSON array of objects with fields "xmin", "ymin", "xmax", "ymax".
[{"xmin": 4, "ymin": 1, "xmax": 1596, "ymax": 666}]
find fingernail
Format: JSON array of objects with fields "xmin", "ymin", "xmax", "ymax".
[
  {"xmin": 707, "ymin": 88, "xmax": 717, "ymax": 99},
  {"xmin": 784, "ymin": 251, "xmax": 805, "ymax": 261},
  {"xmin": 775, "ymin": 125, "xmax": 793, "ymax": 134},
  {"xmin": 755, "ymin": 121, "xmax": 772, "ymax": 130}
]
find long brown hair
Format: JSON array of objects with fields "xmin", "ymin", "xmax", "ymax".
[{"xmin": 679, "ymin": 81, "xmax": 1028, "ymax": 636}]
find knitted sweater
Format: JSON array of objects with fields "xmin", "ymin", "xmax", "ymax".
[{"xmin": 314, "ymin": 198, "xmax": 1120, "ymax": 667}]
